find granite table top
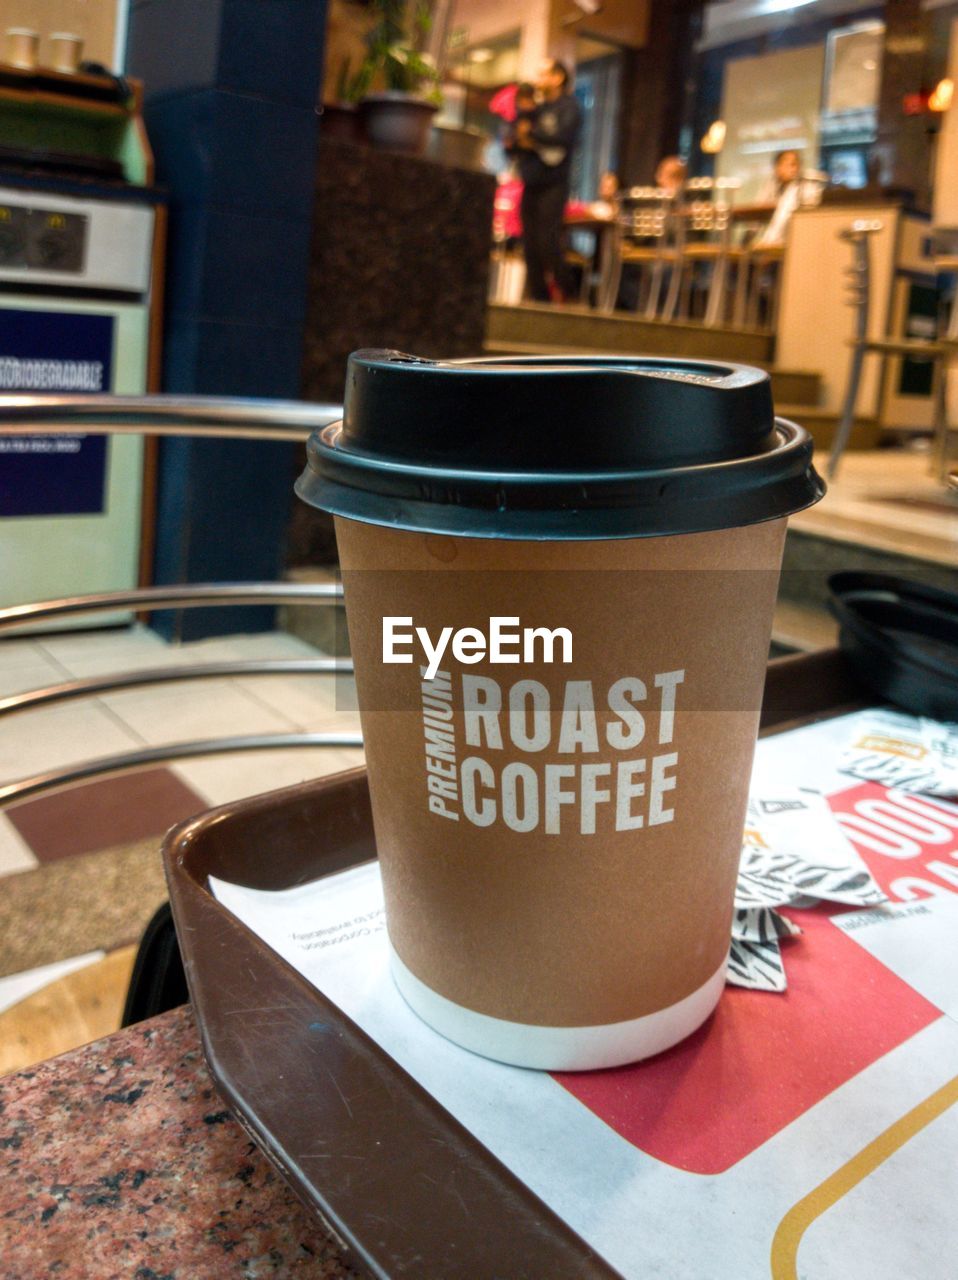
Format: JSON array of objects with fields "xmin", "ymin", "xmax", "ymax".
[{"xmin": 0, "ymin": 1005, "xmax": 359, "ymax": 1280}]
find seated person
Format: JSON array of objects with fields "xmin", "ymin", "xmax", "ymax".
[
  {"xmin": 754, "ymin": 149, "xmax": 824, "ymax": 247},
  {"xmin": 654, "ymin": 155, "xmax": 687, "ymax": 200},
  {"xmin": 591, "ymin": 170, "xmax": 622, "ymax": 219},
  {"xmin": 756, "ymin": 148, "xmax": 802, "ymax": 203}
]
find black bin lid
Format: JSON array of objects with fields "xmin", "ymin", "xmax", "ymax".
[
  {"xmin": 296, "ymin": 351, "xmax": 825, "ymax": 540},
  {"xmin": 829, "ymin": 571, "xmax": 958, "ymax": 720}
]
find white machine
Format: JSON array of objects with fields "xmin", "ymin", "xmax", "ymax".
[{"xmin": 0, "ymin": 180, "xmax": 160, "ymax": 612}]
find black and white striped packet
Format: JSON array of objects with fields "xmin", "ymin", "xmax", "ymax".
[
  {"xmin": 727, "ymin": 788, "xmax": 886, "ymax": 991},
  {"xmin": 732, "ymin": 905, "xmax": 802, "ymax": 943},
  {"xmin": 727, "ymin": 938, "xmax": 788, "ymax": 992}
]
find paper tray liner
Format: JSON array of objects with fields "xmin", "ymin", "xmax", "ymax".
[{"xmin": 162, "ymin": 649, "xmax": 867, "ymax": 1279}]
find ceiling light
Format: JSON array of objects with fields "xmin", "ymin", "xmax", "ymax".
[
  {"xmin": 930, "ymin": 78, "xmax": 954, "ymax": 112},
  {"xmin": 467, "ymin": 48, "xmax": 494, "ymax": 64},
  {"xmin": 701, "ymin": 120, "xmax": 727, "ymax": 154},
  {"xmin": 757, "ymin": 0, "xmax": 818, "ymax": 15}
]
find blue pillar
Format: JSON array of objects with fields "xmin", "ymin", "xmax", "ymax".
[{"xmin": 126, "ymin": 0, "xmax": 326, "ymax": 638}]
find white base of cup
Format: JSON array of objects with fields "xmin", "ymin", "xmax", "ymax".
[{"xmin": 389, "ymin": 947, "xmax": 728, "ymax": 1071}]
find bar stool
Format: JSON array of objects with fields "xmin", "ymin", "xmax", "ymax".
[
  {"xmin": 936, "ymin": 250, "xmax": 958, "ymax": 489},
  {"xmin": 675, "ymin": 188, "xmax": 736, "ymax": 326},
  {"xmin": 675, "ymin": 178, "xmax": 742, "ymax": 326},
  {"xmin": 936, "ymin": 252, "xmax": 958, "ymax": 341},
  {"xmin": 617, "ymin": 181, "xmax": 740, "ymax": 325},
  {"xmin": 728, "ymin": 236, "xmax": 786, "ymax": 330},
  {"xmin": 488, "ymin": 238, "xmax": 526, "ymax": 305},
  {"xmin": 615, "ymin": 190, "xmax": 675, "ymax": 319},
  {"xmin": 828, "ymin": 221, "xmax": 951, "ymax": 482}
]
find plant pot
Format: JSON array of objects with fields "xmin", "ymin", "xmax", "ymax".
[
  {"xmin": 319, "ymin": 101, "xmax": 363, "ymax": 143},
  {"xmin": 425, "ymin": 124, "xmax": 488, "ymax": 171},
  {"xmin": 360, "ymin": 92, "xmax": 438, "ymax": 156}
]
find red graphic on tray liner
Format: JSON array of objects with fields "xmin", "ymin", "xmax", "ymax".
[{"xmin": 554, "ymin": 783, "xmax": 957, "ymax": 1175}]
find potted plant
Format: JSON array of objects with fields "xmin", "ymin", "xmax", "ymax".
[
  {"xmin": 353, "ymin": 0, "xmax": 442, "ymax": 155},
  {"xmin": 319, "ymin": 55, "xmax": 365, "ymax": 143}
]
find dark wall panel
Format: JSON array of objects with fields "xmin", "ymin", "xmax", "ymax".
[{"xmin": 127, "ymin": 0, "xmax": 326, "ymax": 638}]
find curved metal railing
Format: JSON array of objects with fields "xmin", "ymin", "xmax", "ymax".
[
  {"xmin": 0, "ymin": 732, "xmax": 364, "ymax": 807},
  {"xmin": 1, "ymin": 658, "xmax": 347, "ymax": 717},
  {"xmin": 0, "ymin": 394, "xmax": 360, "ymax": 805},
  {"xmin": 0, "ymin": 581, "xmax": 344, "ymax": 633},
  {"xmin": 0, "ymin": 392, "xmax": 342, "ymax": 440}
]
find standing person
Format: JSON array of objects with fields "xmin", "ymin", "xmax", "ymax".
[{"xmin": 517, "ymin": 59, "xmax": 582, "ymax": 303}]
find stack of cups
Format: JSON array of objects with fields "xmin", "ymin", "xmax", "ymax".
[
  {"xmin": 4, "ymin": 29, "xmax": 83, "ymax": 72},
  {"xmin": 296, "ymin": 353, "xmax": 824, "ymax": 1071}
]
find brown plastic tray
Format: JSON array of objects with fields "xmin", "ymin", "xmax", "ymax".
[{"xmin": 163, "ymin": 649, "xmax": 867, "ymax": 1279}]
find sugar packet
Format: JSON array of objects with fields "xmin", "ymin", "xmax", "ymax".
[
  {"xmin": 727, "ymin": 788, "xmax": 886, "ymax": 991},
  {"xmin": 839, "ymin": 708, "xmax": 958, "ymax": 797}
]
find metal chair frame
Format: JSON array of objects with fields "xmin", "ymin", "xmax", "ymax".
[
  {"xmin": 0, "ymin": 394, "xmax": 363, "ymax": 806},
  {"xmin": 617, "ymin": 193, "xmax": 686, "ymax": 322},
  {"xmin": 829, "ymin": 223, "xmax": 952, "ymax": 482},
  {"xmin": 616, "ymin": 181, "xmax": 739, "ymax": 327},
  {"xmin": 675, "ymin": 195, "xmax": 735, "ymax": 327}
]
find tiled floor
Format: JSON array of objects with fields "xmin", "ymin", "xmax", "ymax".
[
  {"xmin": 0, "ymin": 623, "xmax": 364, "ymax": 1073},
  {"xmin": 0, "ymin": 625, "xmax": 364, "ymax": 878},
  {"xmin": 792, "ymin": 444, "xmax": 958, "ymax": 566},
  {"xmin": 8, "ymin": 769, "xmax": 207, "ymax": 864}
]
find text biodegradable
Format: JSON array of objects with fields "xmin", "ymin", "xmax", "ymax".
[{"xmin": 420, "ymin": 666, "xmax": 685, "ymax": 837}]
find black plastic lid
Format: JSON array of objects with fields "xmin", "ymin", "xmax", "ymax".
[
  {"xmin": 295, "ymin": 351, "xmax": 825, "ymax": 539},
  {"xmin": 829, "ymin": 571, "xmax": 958, "ymax": 720}
]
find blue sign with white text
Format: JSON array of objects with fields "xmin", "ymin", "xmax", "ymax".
[{"xmin": 0, "ymin": 309, "xmax": 114, "ymax": 517}]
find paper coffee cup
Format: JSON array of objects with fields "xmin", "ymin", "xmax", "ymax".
[
  {"xmin": 49, "ymin": 33, "xmax": 83, "ymax": 74},
  {"xmin": 297, "ymin": 353, "xmax": 824, "ymax": 1069},
  {"xmin": 5, "ymin": 28, "xmax": 39, "ymax": 69}
]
